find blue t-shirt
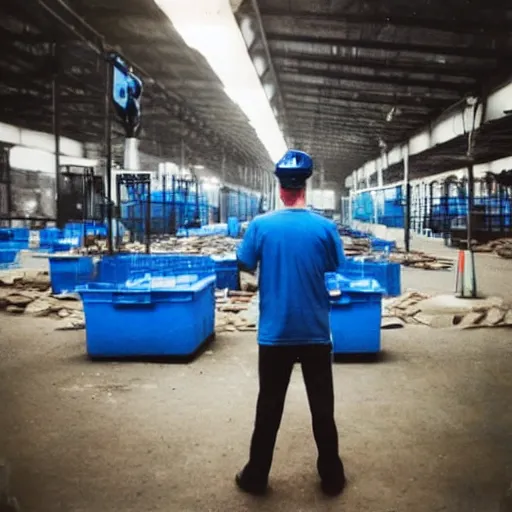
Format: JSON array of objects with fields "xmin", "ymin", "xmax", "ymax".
[{"xmin": 236, "ymin": 209, "xmax": 345, "ymax": 345}]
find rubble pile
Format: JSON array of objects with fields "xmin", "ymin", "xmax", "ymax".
[
  {"xmin": 0, "ymin": 270, "xmax": 85, "ymax": 330},
  {"xmin": 383, "ymin": 291, "xmax": 512, "ymax": 329},
  {"xmin": 343, "ymin": 238, "xmax": 371, "ymax": 256},
  {"xmin": 342, "ymin": 237, "xmax": 454, "ymax": 271},
  {"xmin": 388, "ymin": 250, "xmax": 454, "ymax": 270},
  {"xmin": 72, "ymin": 235, "xmax": 240, "ymax": 257},
  {"xmin": 473, "ymin": 238, "xmax": 512, "ymax": 259},
  {"xmin": 215, "ymin": 290, "xmax": 258, "ymax": 333}
]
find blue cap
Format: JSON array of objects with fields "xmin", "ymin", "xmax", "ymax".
[{"xmin": 275, "ymin": 150, "xmax": 313, "ymax": 189}]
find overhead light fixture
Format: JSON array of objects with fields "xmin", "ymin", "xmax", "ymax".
[
  {"xmin": 154, "ymin": 0, "xmax": 287, "ymax": 163},
  {"xmin": 386, "ymin": 106, "xmax": 396, "ymax": 123}
]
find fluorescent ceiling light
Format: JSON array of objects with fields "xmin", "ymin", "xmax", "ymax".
[{"xmin": 154, "ymin": 0, "xmax": 288, "ymax": 163}]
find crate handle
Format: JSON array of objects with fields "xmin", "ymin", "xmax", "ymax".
[
  {"xmin": 330, "ymin": 295, "xmax": 352, "ymax": 305},
  {"xmin": 112, "ymin": 292, "xmax": 153, "ymax": 307}
]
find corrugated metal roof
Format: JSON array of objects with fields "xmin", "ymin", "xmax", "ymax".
[
  {"xmin": 234, "ymin": 0, "xmax": 512, "ymax": 184},
  {"xmin": 0, "ymin": 0, "xmax": 273, "ymax": 184}
]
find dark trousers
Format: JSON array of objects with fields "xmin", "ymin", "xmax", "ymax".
[{"xmin": 243, "ymin": 343, "xmax": 344, "ymax": 484}]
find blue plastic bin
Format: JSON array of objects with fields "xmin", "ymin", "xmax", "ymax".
[
  {"xmin": 49, "ymin": 256, "xmax": 95, "ymax": 295},
  {"xmin": 211, "ymin": 255, "xmax": 240, "ymax": 290},
  {"xmin": 40, "ymin": 228, "xmax": 62, "ymax": 248},
  {"xmin": 227, "ymin": 217, "xmax": 240, "ymax": 238},
  {"xmin": 0, "ymin": 249, "xmax": 18, "ymax": 265},
  {"xmin": 78, "ymin": 276, "xmax": 216, "ymax": 358},
  {"xmin": 339, "ymin": 258, "xmax": 401, "ymax": 297},
  {"xmin": 371, "ymin": 238, "xmax": 396, "ymax": 252},
  {"xmin": 326, "ymin": 274, "xmax": 384, "ymax": 354},
  {"xmin": 97, "ymin": 254, "xmax": 216, "ymax": 284},
  {"xmin": 11, "ymin": 228, "xmax": 30, "ymax": 242}
]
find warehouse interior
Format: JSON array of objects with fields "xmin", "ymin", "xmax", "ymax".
[{"xmin": 1, "ymin": 1, "xmax": 512, "ymax": 511}]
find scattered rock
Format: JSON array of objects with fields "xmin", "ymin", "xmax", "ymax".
[
  {"xmin": 5, "ymin": 294, "xmax": 33, "ymax": 307},
  {"xmin": 483, "ymin": 307, "xmax": 506, "ymax": 326},
  {"xmin": 5, "ymin": 306, "xmax": 24, "ymax": 315},
  {"xmin": 430, "ymin": 314, "xmax": 457, "ymax": 329},
  {"xmin": 414, "ymin": 313, "xmax": 434, "ymax": 326},
  {"xmin": 381, "ymin": 317, "xmax": 405, "ymax": 329},
  {"xmin": 57, "ymin": 309, "xmax": 70, "ymax": 318},
  {"xmin": 503, "ymin": 310, "xmax": 512, "ymax": 326},
  {"xmin": 458, "ymin": 311, "xmax": 486, "ymax": 329},
  {"xmin": 24, "ymin": 298, "xmax": 53, "ymax": 317},
  {"xmin": 0, "ymin": 272, "xmax": 24, "ymax": 286}
]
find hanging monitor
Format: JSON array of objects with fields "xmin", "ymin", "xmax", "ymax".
[{"xmin": 110, "ymin": 54, "xmax": 143, "ymax": 137}]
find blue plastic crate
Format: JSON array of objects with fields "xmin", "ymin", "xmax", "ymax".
[
  {"xmin": 211, "ymin": 255, "xmax": 239, "ymax": 290},
  {"xmin": 0, "ymin": 249, "xmax": 18, "ymax": 265},
  {"xmin": 339, "ymin": 258, "xmax": 401, "ymax": 297},
  {"xmin": 11, "ymin": 228, "xmax": 30, "ymax": 242},
  {"xmin": 227, "ymin": 217, "xmax": 240, "ymax": 237},
  {"xmin": 326, "ymin": 275, "xmax": 383, "ymax": 354},
  {"xmin": 97, "ymin": 254, "xmax": 216, "ymax": 285},
  {"xmin": 78, "ymin": 276, "xmax": 216, "ymax": 358},
  {"xmin": 49, "ymin": 256, "xmax": 95, "ymax": 295},
  {"xmin": 40, "ymin": 228, "xmax": 61, "ymax": 247},
  {"xmin": 371, "ymin": 238, "xmax": 396, "ymax": 252}
]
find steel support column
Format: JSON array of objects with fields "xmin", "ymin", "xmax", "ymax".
[
  {"xmin": 52, "ymin": 42, "xmax": 62, "ymax": 228},
  {"xmin": 403, "ymin": 147, "xmax": 411, "ymax": 253},
  {"xmin": 104, "ymin": 55, "xmax": 114, "ymax": 254}
]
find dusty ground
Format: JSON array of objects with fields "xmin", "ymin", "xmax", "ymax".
[{"xmin": 1, "ymin": 242, "xmax": 512, "ymax": 511}]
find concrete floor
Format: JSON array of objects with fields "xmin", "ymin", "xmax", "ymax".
[{"xmin": 1, "ymin": 245, "xmax": 512, "ymax": 511}]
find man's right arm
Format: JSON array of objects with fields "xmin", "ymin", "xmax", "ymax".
[
  {"xmin": 326, "ymin": 224, "xmax": 345, "ymax": 272},
  {"xmin": 236, "ymin": 221, "xmax": 259, "ymax": 273}
]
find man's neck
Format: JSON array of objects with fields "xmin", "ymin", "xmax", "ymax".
[{"xmin": 285, "ymin": 201, "xmax": 306, "ymax": 209}]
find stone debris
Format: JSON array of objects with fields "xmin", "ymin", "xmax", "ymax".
[
  {"xmin": 0, "ymin": 269, "xmax": 85, "ymax": 330},
  {"xmin": 343, "ymin": 237, "xmax": 454, "ymax": 271},
  {"xmin": 474, "ymin": 238, "xmax": 512, "ymax": 259},
  {"xmin": 74, "ymin": 235, "xmax": 240, "ymax": 257},
  {"xmin": 389, "ymin": 251, "xmax": 453, "ymax": 270},
  {"xmin": 215, "ymin": 290, "xmax": 258, "ymax": 334},
  {"xmin": 383, "ymin": 291, "xmax": 512, "ymax": 330}
]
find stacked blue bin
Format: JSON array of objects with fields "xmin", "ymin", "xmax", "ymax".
[
  {"xmin": 326, "ymin": 273, "xmax": 384, "ymax": 354},
  {"xmin": 176, "ymin": 223, "xmax": 229, "ymax": 237},
  {"xmin": 48, "ymin": 256, "xmax": 95, "ymax": 294},
  {"xmin": 339, "ymin": 257, "xmax": 401, "ymax": 297},
  {"xmin": 370, "ymin": 238, "xmax": 396, "ymax": 252},
  {"xmin": 0, "ymin": 243, "xmax": 20, "ymax": 269},
  {"xmin": 211, "ymin": 254, "xmax": 239, "ymax": 290},
  {"xmin": 79, "ymin": 254, "xmax": 216, "ymax": 358},
  {"xmin": 227, "ymin": 217, "xmax": 240, "ymax": 238}
]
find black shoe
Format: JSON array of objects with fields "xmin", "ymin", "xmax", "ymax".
[
  {"xmin": 235, "ymin": 470, "xmax": 268, "ymax": 496},
  {"xmin": 321, "ymin": 473, "xmax": 346, "ymax": 497}
]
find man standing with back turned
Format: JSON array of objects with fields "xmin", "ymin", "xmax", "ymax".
[{"xmin": 235, "ymin": 150, "xmax": 346, "ymax": 497}]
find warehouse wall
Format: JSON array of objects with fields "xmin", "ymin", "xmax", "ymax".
[{"xmin": 348, "ymin": 154, "xmax": 512, "ymax": 243}]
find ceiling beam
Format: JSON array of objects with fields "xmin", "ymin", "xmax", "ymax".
[
  {"xmin": 280, "ymin": 83, "xmax": 449, "ymax": 109},
  {"xmin": 279, "ymin": 65, "xmax": 474, "ymax": 92},
  {"xmin": 260, "ymin": 8, "xmax": 512, "ymax": 35},
  {"xmin": 284, "ymin": 100, "xmax": 429, "ymax": 122},
  {"xmin": 283, "ymin": 93, "xmax": 450, "ymax": 116},
  {"xmin": 279, "ymin": 76, "xmax": 459, "ymax": 101},
  {"xmin": 272, "ymin": 51, "xmax": 495, "ymax": 79},
  {"xmin": 266, "ymin": 33, "xmax": 510, "ymax": 59}
]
